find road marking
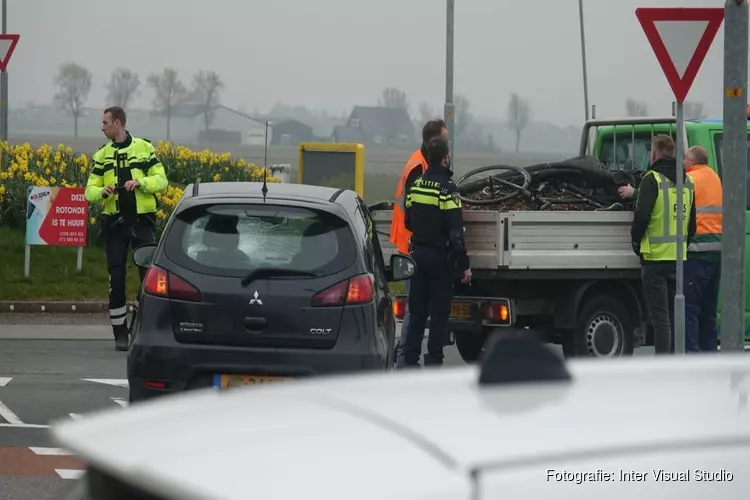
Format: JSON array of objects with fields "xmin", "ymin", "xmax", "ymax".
[
  {"xmin": 56, "ymin": 469, "xmax": 85, "ymax": 479},
  {"xmin": 0, "ymin": 399, "xmax": 22, "ymax": 424},
  {"xmin": 111, "ymin": 397, "xmax": 128, "ymax": 408},
  {"xmin": 30, "ymin": 447, "xmax": 73, "ymax": 456},
  {"xmin": 0, "ymin": 447, "xmax": 85, "ymax": 477},
  {"xmin": 83, "ymin": 378, "xmax": 129, "ymax": 388},
  {"xmin": 0, "ymin": 422, "xmax": 49, "ymax": 428},
  {"xmin": 0, "ymin": 377, "xmax": 12, "ymax": 387}
]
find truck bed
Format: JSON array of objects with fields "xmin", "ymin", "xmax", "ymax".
[{"xmin": 372, "ymin": 210, "xmax": 641, "ymax": 270}]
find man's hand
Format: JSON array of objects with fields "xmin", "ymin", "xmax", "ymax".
[
  {"xmin": 124, "ymin": 180, "xmax": 141, "ymax": 191},
  {"xmin": 618, "ymin": 184, "xmax": 635, "ymax": 199},
  {"xmin": 460, "ymin": 268, "xmax": 472, "ymax": 284},
  {"xmin": 102, "ymin": 184, "xmax": 116, "ymax": 197}
]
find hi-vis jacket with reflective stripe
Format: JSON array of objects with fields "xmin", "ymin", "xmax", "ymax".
[
  {"xmin": 405, "ymin": 164, "xmax": 469, "ymax": 272},
  {"xmin": 390, "ymin": 149, "xmax": 427, "ymax": 255},
  {"xmin": 638, "ymin": 170, "xmax": 695, "ymax": 261},
  {"xmin": 685, "ymin": 163, "xmax": 722, "ymax": 254},
  {"xmin": 85, "ymin": 135, "xmax": 168, "ymax": 216}
]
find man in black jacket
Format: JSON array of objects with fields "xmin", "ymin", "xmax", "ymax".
[
  {"xmin": 631, "ymin": 134, "xmax": 696, "ymax": 354},
  {"xmin": 396, "ymin": 137, "xmax": 471, "ymax": 367}
]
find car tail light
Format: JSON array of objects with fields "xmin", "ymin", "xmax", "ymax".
[
  {"xmin": 481, "ymin": 301, "xmax": 510, "ymax": 324},
  {"xmin": 312, "ymin": 274, "xmax": 374, "ymax": 307},
  {"xmin": 393, "ymin": 297, "xmax": 407, "ymax": 320},
  {"xmin": 143, "ymin": 265, "xmax": 201, "ymax": 302}
]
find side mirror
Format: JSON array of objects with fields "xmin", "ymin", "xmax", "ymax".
[
  {"xmin": 389, "ymin": 254, "xmax": 415, "ymax": 282},
  {"xmin": 132, "ymin": 244, "xmax": 157, "ymax": 270}
]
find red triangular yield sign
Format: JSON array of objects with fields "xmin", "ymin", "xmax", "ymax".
[
  {"xmin": 636, "ymin": 7, "xmax": 724, "ymax": 103},
  {"xmin": 0, "ymin": 34, "xmax": 20, "ymax": 73}
]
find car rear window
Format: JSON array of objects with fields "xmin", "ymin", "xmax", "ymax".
[{"xmin": 164, "ymin": 203, "xmax": 357, "ymax": 277}]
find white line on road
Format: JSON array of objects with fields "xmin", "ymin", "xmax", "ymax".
[
  {"xmin": 0, "ymin": 399, "xmax": 22, "ymax": 424},
  {"xmin": 0, "ymin": 422, "xmax": 48, "ymax": 428},
  {"xmin": 56, "ymin": 469, "xmax": 85, "ymax": 480},
  {"xmin": 111, "ymin": 397, "xmax": 128, "ymax": 408},
  {"xmin": 30, "ymin": 447, "xmax": 73, "ymax": 455},
  {"xmin": 83, "ymin": 378, "xmax": 129, "ymax": 388},
  {"xmin": 0, "ymin": 377, "xmax": 12, "ymax": 387}
]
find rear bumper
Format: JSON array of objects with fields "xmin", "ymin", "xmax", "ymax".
[
  {"xmin": 127, "ymin": 337, "xmax": 388, "ymax": 402},
  {"xmin": 395, "ymin": 294, "xmax": 514, "ymax": 334}
]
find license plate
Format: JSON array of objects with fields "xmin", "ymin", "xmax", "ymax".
[
  {"xmin": 213, "ymin": 374, "xmax": 291, "ymax": 390},
  {"xmin": 451, "ymin": 302, "xmax": 472, "ymax": 319}
]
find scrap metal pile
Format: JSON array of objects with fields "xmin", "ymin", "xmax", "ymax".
[{"xmin": 456, "ymin": 155, "xmax": 642, "ymax": 212}]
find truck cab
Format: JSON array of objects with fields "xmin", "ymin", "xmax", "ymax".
[{"xmin": 585, "ymin": 116, "xmax": 750, "ymax": 342}]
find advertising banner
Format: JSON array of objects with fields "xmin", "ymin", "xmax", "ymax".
[{"xmin": 25, "ymin": 186, "xmax": 88, "ymax": 246}]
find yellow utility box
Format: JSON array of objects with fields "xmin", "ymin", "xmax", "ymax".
[{"xmin": 297, "ymin": 142, "xmax": 365, "ymax": 198}]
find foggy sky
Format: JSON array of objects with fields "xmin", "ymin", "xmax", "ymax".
[{"xmin": 8, "ymin": 0, "xmax": 734, "ymax": 127}]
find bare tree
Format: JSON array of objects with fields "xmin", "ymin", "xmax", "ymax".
[
  {"xmin": 192, "ymin": 70, "xmax": 224, "ymax": 129},
  {"xmin": 105, "ymin": 68, "xmax": 140, "ymax": 109},
  {"xmin": 53, "ymin": 62, "xmax": 92, "ymax": 138},
  {"xmin": 684, "ymin": 101, "xmax": 706, "ymax": 120},
  {"xmin": 625, "ymin": 98, "xmax": 649, "ymax": 117},
  {"xmin": 147, "ymin": 67, "xmax": 188, "ymax": 141},
  {"xmin": 454, "ymin": 94, "xmax": 472, "ymax": 144},
  {"xmin": 418, "ymin": 102, "xmax": 435, "ymax": 123},
  {"xmin": 378, "ymin": 87, "xmax": 409, "ymax": 110},
  {"xmin": 506, "ymin": 93, "xmax": 531, "ymax": 153}
]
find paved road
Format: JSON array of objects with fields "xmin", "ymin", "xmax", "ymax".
[{"xmin": 0, "ymin": 323, "xmax": 129, "ymax": 500}]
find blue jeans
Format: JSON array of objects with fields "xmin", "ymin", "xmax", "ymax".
[{"xmin": 684, "ymin": 257, "xmax": 721, "ymax": 352}]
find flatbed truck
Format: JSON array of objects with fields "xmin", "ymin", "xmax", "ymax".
[{"xmin": 372, "ymin": 116, "xmax": 750, "ymax": 362}]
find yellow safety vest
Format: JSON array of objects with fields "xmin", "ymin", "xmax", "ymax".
[
  {"xmin": 85, "ymin": 137, "xmax": 168, "ymax": 215},
  {"xmin": 639, "ymin": 170, "xmax": 694, "ymax": 261}
]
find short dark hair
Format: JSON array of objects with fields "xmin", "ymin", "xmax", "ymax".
[
  {"xmin": 104, "ymin": 106, "xmax": 127, "ymax": 126},
  {"xmin": 426, "ymin": 136, "xmax": 450, "ymax": 166},
  {"xmin": 652, "ymin": 134, "xmax": 674, "ymax": 158},
  {"xmin": 422, "ymin": 119, "xmax": 447, "ymax": 145}
]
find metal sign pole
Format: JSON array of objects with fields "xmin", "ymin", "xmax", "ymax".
[
  {"xmin": 674, "ymin": 100, "xmax": 686, "ymax": 354},
  {"xmin": 444, "ymin": 0, "xmax": 455, "ymax": 154},
  {"xmin": 720, "ymin": 0, "xmax": 748, "ymax": 352}
]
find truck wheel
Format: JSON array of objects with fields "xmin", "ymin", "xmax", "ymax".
[
  {"xmin": 455, "ymin": 331, "xmax": 488, "ymax": 363},
  {"xmin": 567, "ymin": 296, "xmax": 634, "ymax": 358}
]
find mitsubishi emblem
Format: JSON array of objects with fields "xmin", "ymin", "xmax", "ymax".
[{"xmin": 249, "ymin": 290, "xmax": 263, "ymax": 306}]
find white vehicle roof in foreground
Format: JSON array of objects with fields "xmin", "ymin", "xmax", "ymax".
[{"xmin": 52, "ymin": 339, "xmax": 750, "ymax": 500}]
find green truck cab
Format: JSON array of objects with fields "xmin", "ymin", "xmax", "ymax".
[{"xmin": 584, "ymin": 116, "xmax": 750, "ymax": 342}]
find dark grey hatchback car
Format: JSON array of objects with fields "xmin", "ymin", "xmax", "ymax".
[{"xmin": 127, "ymin": 181, "xmax": 414, "ymax": 402}]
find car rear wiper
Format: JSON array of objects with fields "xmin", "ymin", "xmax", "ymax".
[{"xmin": 241, "ymin": 267, "xmax": 318, "ymax": 287}]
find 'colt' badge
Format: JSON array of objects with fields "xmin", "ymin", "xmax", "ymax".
[{"xmin": 249, "ymin": 290, "xmax": 263, "ymax": 306}]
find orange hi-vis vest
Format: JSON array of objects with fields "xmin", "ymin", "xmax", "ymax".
[
  {"xmin": 686, "ymin": 163, "xmax": 722, "ymax": 253},
  {"xmin": 390, "ymin": 149, "xmax": 427, "ymax": 255}
]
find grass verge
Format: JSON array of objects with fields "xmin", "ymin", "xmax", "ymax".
[{"xmin": 0, "ymin": 226, "xmax": 141, "ymax": 301}]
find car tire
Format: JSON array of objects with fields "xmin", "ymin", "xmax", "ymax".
[
  {"xmin": 455, "ymin": 331, "xmax": 488, "ymax": 364},
  {"xmin": 565, "ymin": 295, "xmax": 635, "ymax": 358}
]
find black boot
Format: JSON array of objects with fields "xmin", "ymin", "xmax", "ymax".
[{"xmin": 113, "ymin": 325, "xmax": 129, "ymax": 351}]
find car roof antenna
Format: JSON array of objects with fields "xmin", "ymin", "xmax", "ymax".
[{"xmin": 262, "ymin": 120, "xmax": 270, "ymax": 202}]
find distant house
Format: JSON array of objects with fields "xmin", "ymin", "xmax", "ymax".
[
  {"xmin": 344, "ymin": 106, "xmax": 416, "ymax": 147},
  {"xmin": 270, "ymin": 119, "xmax": 314, "ymax": 146},
  {"xmin": 331, "ymin": 125, "xmax": 364, "ymax": 143},
  {"xmin": 149, "ymin": 104, "xmax": 267, "ymax": 145}
]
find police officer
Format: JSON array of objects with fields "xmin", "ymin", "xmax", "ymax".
[
  {"xmin": 86, "ymin": 106, "xmax": 168, "ymax": 350},
  {"xmin": 397, "ymin": 136, "xmax": 471, "ymax": 367}
]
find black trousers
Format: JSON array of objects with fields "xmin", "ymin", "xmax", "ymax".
[
  {"xmin": 399, "ymin": 245, "xmax": 455, "ymax": 366},
  {"xmin": 104, "ymin": 214, "xmax": 155, "ymax": 333},
  {"xmin": 641, "ymin": 261, "xmax": 676, "ymax": 354}
]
